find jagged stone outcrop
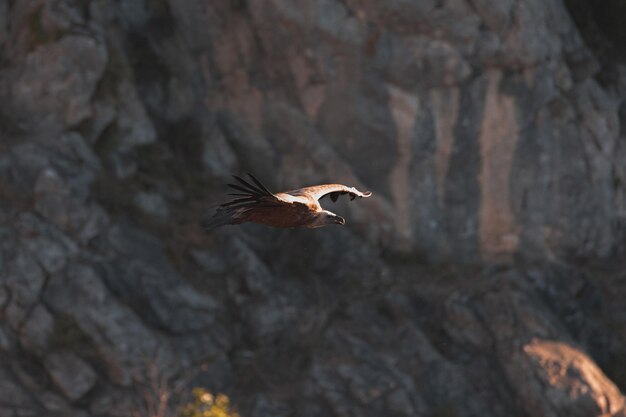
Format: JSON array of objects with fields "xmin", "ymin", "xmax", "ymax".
[{"xmin": 0, "ymin": 0, "xmax": 625, "ymax": 416}]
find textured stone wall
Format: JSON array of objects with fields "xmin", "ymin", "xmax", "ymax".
[{"xmin": 0, "ymin": 0, "xmax": 625, "ymax": 416}]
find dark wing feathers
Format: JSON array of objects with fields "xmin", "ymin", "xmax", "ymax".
[
  {"xmin": 321, "ymin": 190, "xmax": 354, "ymax": 202},
  {"xmin": 224, "ymin": 175, "xmax": 275, "ymax": 206},
  {"xmin": 247, "ymin": 173, "xmax": 273, "ymax": 196},
  {"xmin": 205, "ymin": 174, "xmax": 277, "ymax": 231},
  {"xmin": 228, "ymin": 181, "xmax": 260, "ymax": 195},
  {"xmin": 220, "ymin": 197, "xmax": 256, "ymax": 207},
  {"xmin": 229, "ymin": 174, "xmax": 273, "ymax": 197},
  {"xmin": 231, "ymin": 175, "xmax": 263, "ymax": 195}
]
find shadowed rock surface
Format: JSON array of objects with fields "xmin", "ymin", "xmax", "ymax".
[{"xmin": 1, "ymin": 0, "xmax": 626, "ymax": 416}]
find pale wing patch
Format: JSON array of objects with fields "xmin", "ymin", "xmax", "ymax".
[{"xmin": 275, "ymin": 193, "xmax": 307, "ymax": 204}]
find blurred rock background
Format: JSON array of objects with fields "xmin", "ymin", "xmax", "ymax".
[{"xmin": 1, "ymin": 0, "xmax": 626, "ymax": 416}]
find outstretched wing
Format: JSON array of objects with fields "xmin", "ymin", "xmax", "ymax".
[
  {"xmin": 289, "ymin": 184, "xmax": 372, "ymax": 203},
  {"xmin": 203, "ymin": 174, "xmax": 312, "ymax": 230},
  {"xmin": 203, "ymin": 174, "xmax": 280, "ymax": 230}
]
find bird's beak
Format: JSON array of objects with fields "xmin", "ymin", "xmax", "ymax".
[{"xmin": 334, "ymin": 216, "xmax": 345, "ymax": 225}]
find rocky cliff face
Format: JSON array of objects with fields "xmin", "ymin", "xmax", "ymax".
[{"xmin": 1, "ymin": 0, "xmax": 626, "ymax": 416}]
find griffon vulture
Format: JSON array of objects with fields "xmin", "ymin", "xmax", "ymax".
[{"xmin": 204, "ymin": 174, "xmax": 372, "ymax": 230}]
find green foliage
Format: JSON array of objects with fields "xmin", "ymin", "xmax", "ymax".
[{"xmin": 180, "ymin": 388, "xmax": 239, "ymax": 417}]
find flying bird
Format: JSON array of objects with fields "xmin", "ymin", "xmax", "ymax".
[{"xmin": 204, "ymin": 174, "xmax": 372, "ymax": 230}]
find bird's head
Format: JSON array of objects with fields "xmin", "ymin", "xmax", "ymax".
[{"xmin": 309, "ymin": 210, "xmax": 345, "ymax": 228}]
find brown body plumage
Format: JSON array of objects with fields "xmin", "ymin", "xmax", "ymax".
[{"xmin": 204, "ymin": 174, "xmax": 372, "ymax": 230}]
